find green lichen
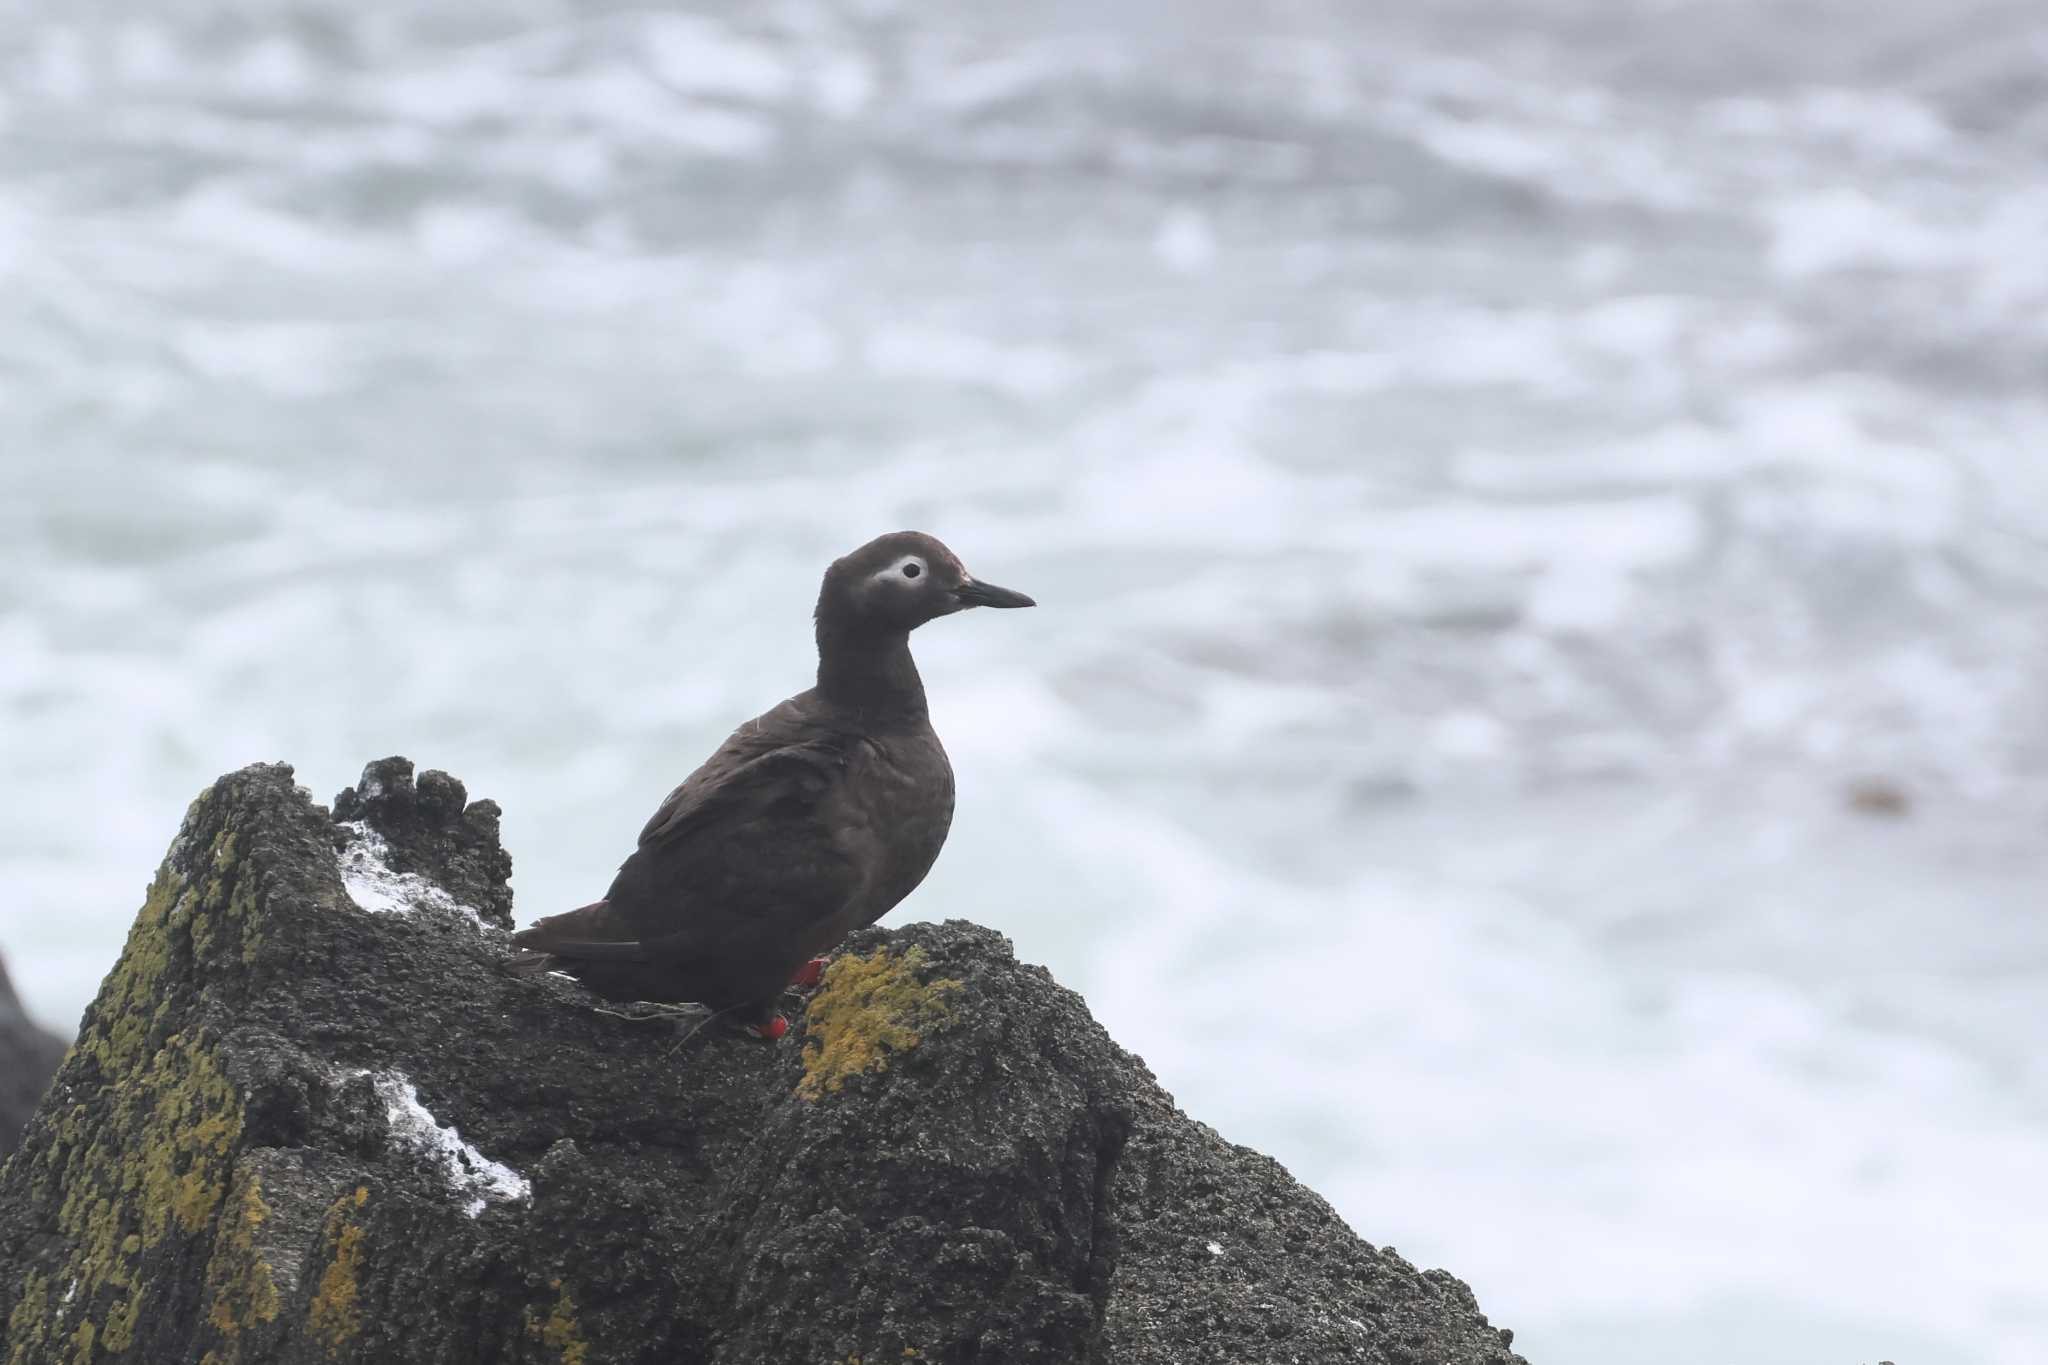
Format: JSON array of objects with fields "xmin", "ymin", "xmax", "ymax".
[
  {"xmin": 97, "ymin": 1293, "xmax": 139, "ymax": 1357},
  {"xmin": 75, "ymin": 799, "xmax": 263, "ymax": 1085},
  {"xmin": 9, "ymin": 1030, "xmax": 245, "ymax": 1363},
  {"xmin": 82, "ymin": 861, "xmax": 183, "ymax": 1083},
  {"xmin": 6, "ymin": 783, "xmax": 263, "ymax": 1365},
  {"xmin": 307, "ymin": 1188, "xmax": 369, "ymax": 1355},
  {"xmin": 525, "ymin": 1280, "xmax": 589, "ymax": 1365},
  {"xmin": 798, "ymin": 948, "xmax": 962, "ymax": 1100},
  {"xmin": 190, "ymin": 827, "xmax": 266, "ymax": 968},
  {"xmin": 201, "ymin": 1170, "xmax": 280, "ymax": 1355},
  {"xmin": 5, "ymin": 1273, "xmax": 50, "ymax": 1359}
]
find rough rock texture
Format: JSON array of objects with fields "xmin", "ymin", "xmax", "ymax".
[
  {"xmin": 0, "ymin": 958, "xmax": 67, "ymax": 1161},
  {"xmin": 0, "ymin": 759, "xmax": 1526, "ymax": 1365},
  {"xmin": 332, "ymin": 761, "xmax": 515, "ymax": 931}
]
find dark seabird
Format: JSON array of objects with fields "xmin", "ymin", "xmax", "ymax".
[{"xmin": 510, "ymin": 531, "xmax": 1034, "ymax": 1038}]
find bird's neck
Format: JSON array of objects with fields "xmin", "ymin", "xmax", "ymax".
[{"xmin": 816, "ymin": 623, "xmax": 928, "ymax": 719}]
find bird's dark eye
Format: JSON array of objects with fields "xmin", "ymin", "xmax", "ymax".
[{"xmin": 903, "ymin": 562, "xmax": 922, "ymax": 579}]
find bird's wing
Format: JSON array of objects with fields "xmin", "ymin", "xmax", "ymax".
[
  {"xmin": 520, "ymin": 747, "xmax": 862, "ymax": 967},
  {"xmin": 594, "ymin": 696, "xmax": 862, "ymax": 955},
  {"xmin": 635, "ymin": 697, "xmax": 840, "ymax": 849},
  {"xmin": 517, "ymin": 695, "xmax": 869, "ymax": 981}
]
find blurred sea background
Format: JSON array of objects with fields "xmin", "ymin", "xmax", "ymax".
[{"xmin": 4, "ymin": 0, "xmax": 2047, "ymax": 1359}]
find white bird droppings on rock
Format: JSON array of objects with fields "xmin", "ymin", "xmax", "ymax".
[
  {"xmin": 366, "ymin": 1070, "xmax": 530, "ymax": 1218},
  {"xmin": 335, "ymin": 820, "xmax": 484, "ymax": 928}
]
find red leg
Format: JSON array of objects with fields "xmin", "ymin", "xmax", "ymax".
[
  {"xmin": 788, "ymin": 957, "xmax": 829, "ymax": 989},
  {"xmin": 744, "ymin": 1013, "xmax": 790, "ymax": 1041}
]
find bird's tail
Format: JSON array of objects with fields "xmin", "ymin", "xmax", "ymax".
[
  {"xmin": 508, "ymin": 898, "xmax": 660, "ymax": 966},
  {"xmin": 504, "ymin": 898, "xmax": 613, "ymax": 976}
]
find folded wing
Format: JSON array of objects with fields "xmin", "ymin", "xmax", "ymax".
[{"xmin": 514, "ymin": 698, "xmax": 863, "ymax": 999}]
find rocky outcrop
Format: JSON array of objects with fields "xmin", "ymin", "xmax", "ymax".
[
  {"xmin": 0, "ymin": 957, "xmax": 67, "ymax": 1161},
  {"xmin": 0, "ymin": 758, "xmax": 1525, "ymax": 1365}
]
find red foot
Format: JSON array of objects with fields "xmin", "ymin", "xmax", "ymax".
[
  {"xmin": 788, "ymin": 957, "xmax": 829, "ymax": 989},
  {"xmin": 746, "ymin": 1014, "xmax": 790, "ymax": 1041}
]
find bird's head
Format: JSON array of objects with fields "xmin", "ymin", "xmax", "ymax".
[{"xmin": 816, "ymin": 531, "xmax": 1035, "ymax": 637}]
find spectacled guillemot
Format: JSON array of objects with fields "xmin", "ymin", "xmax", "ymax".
[{"xmin": 510, "ymin": 531, "xmax": 1034, "ymax": 1038}]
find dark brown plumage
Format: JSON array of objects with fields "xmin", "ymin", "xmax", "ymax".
[{"xmin": 510, "ymin": 531, "xmax": 1034, "ymax": 1035}]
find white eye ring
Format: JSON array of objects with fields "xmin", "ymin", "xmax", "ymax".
[{"xmin": 880, "ymin": 555, "xmax": 927, "ymax": 583}]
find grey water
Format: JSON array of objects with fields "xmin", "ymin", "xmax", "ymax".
[{"xmin": 3, "ymin": 1, "xmax": 2046, "ymax": 1360}]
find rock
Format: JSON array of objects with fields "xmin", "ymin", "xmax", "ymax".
[
  {"xmin": 332, "ymin": 757, "xmax": 515, "ymax": 929},
  {"xmin": 1843, "ymin": 776, "xmax": 1911, "ymax": 818},
  {"xmin": 0, "ymin": 759, "xmax": 1526, "ymax": 1365},
  {"xmin": 0, "ymin": 956, "xmax": 67, "ymax": 1161}
]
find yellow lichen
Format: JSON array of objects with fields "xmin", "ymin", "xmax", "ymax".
[
  {"xmin": 76, "ymin": 788, "xmax": 264, "ymax": 1083},
  {"xmin": 307, "ymin": 1188, "xmax": 370, "ymax": 1355},
  {"xmin": 82, "ymin": 861, "xmax": 185, "ymax": 1082},
  {"xmin": 10, "ymin": 1028, "xmax": 245, "ymax": 1365},
  {"xmin": 6, "ymin": 1272, "xmax": 51, "ymax": 1362},
  {"xmin": 99, "ymin": 1292, "xmax": 140, "ymax": 1355},
  {"xmin": 2, "ymin": 779, "xmax": 282, "ymax": 1365},
  {"xmin": 526, "ymin": 1279, "xmax": 589, "ymax": 1365},
  {"xmin": 202, "ymin": 1170, "xmax": 281, "ymax": 1352},
  {"xmin": 797, "ymin": 948, "xmax": 961, "ymax": 1100}
]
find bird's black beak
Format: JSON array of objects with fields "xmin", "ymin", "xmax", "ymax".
[{"xmin": 954, "ymin": 578, "xmax": 1036, "ymax": 609}]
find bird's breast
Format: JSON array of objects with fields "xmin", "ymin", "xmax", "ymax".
[{"xmin": 837, "ymin": 729, "xmax": 955, "ymax": 917}]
